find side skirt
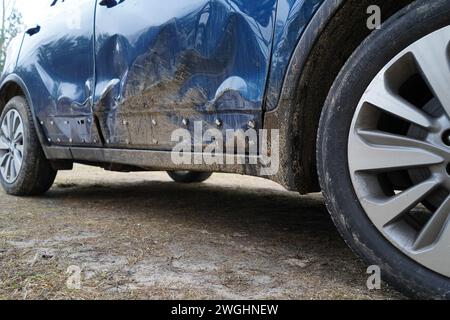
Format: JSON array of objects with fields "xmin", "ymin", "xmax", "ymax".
[{"xmin": 45, "ymin": 146, "xmax": 283, "ymax": 184}]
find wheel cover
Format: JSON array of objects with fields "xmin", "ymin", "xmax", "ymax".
[
  {"xmin": 0, "ymin": 109, "xmax": 24, "ymax": 184},
  {"xmin": 348, "ymin": 26, "xmax": 450, "ymax": 277}
]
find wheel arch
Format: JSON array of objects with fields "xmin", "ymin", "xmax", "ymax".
[
  {"xmin": 264, "ymin": 0, "xmax": 416, "ymax": 193},
  {"xmin": 0, "ymin": 74, "xmax": 49, "ymax": 156}
]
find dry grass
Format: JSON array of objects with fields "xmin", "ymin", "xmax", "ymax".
[{"xmin": 0, "ymin": 165, "xmax": 404, "ymax": 300}]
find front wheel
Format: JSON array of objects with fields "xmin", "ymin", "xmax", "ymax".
[
  {"xmin": 318, "ymin": 1, "xmax": 450, "ymax": 299},
  {"xmin": 167, "ymin": 171, "xmax": 212, "ymax": 183},
  {"xmin": 0, "ymin": 96, "xmax": 57, "ymax": 196}
]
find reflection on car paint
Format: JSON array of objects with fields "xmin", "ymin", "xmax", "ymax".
[
  {"xmin": 1, "ymin": 0, "xmax": 325, "ymax": 147},
  {"xmin": 94, "ymin": 0, "xmax": 276, "ymax": 149}
]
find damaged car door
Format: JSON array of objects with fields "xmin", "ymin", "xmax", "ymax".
[
  {"xmin": 16, "ymin": 0, "xmax": 101, "ymax": 146},
  {"xmin": 94, "ymin": 0, "xmax": 277, "ymax": 150}
]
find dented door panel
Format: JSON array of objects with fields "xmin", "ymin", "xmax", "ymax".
[{"xmin": 94, "ymin": 0, "xmax": 277, "ymax": 149}]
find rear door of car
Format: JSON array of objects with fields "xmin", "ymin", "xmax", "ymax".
[
  {"xmin": 15, "ymin": 0, "xmax": 100, "ymax": 147},
  {"xmin": 93, "ymin": 0, "xmax": 277, "ymax": 150}
]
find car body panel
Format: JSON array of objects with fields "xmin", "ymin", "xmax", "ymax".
[
  {"xmin": 94, "ymin": 0, "xmax": 277, "ymax": 150},
  {"xmin": 11, "ymin": 0, "xmax": 101, "ymax": 146},
  {"xmin": 0, "ymin": 0, "xmax": 341, "ymax": 191},
  {"xmin": 1, "ymin": 0, "xmax": 328, "ymax": 150},
  {"xmin": 266, "ymin": 0, "xmax": 324, "ymax": 111},
  {"xmin": 1, "ymin": 34, "xmax": 24, "ymax": 77}
]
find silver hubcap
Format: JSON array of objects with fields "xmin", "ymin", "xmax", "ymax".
[
  {"xmin": 348, "ymin": 26, "xmax": 450, "ymax": 277},
  {"xmin": 0, "ymin": 109, "xmax": 24, "ymax": 184}
]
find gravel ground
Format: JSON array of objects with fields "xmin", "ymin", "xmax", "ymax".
[{"xmin": 0, "ymin": 165, "xmax": 404, "ymax": 300}]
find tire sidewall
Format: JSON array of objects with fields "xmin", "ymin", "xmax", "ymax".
[
  {"xmin": 318, "ymin": 0, "xmax": 450, "ymax": 299},
  {"xmin": 0, "ymin": 97, "xmax": 36, "ymax": 194},
  {"xmin": 168, "ymin": 171, "xmax": 212, "ymax": 183}
]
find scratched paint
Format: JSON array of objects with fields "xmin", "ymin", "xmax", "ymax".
[
  {"xmin": 1, "ymin": 0, "xmax": 325, "ymax": 147},
  {"xmin": 12, "ymin": 0, "xmax": 99, "ymax": 145},
  {"xmin": 94, "ymin": 0, "xmax": 277, "ymax": 148}
]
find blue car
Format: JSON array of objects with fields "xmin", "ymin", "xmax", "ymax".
[{"xmin": 1, "ymin": 0, "xmax": 450, "ymax": 298}]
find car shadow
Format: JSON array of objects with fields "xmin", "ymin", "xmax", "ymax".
[
  {"xmin": 48, "ymin": 179, "xmax": 334, "ymax": 237},
  {"xmin": 12, "ymin": 176, "xmax": 403, "ymax": 299}
]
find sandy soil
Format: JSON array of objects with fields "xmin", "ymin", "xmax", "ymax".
[{"xmin": 0, "ymin": 165, "xmax": 404, "ymax": 300}]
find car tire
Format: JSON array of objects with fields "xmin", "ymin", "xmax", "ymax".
[
  {"xmin": 0, "ymin": 96, "xmax": 57, "ymax": 196},
  {"xmin": 167, "ymin": 171, "xmax": 212, "ymax": 183},
  {"xmin": 317, "ymin": 0, "xmax": 450, "ymax": 299}
]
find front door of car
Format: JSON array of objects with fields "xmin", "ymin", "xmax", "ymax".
[{"xmin": 93, "ymin": 0, "xmax": 277, "ymax": 150}]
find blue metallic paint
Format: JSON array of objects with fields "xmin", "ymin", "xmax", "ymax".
[
  {"xmin": 11, "ymin": 0, "xmax": 101, "ymax": 146},
  {"xmin": 94, "ymin": 0, "xmax": 277, "ymax": 149},
  {"xmin": 267, "ymin": 0, "xmax": 324, "ymax": 110},
  {"xmin": 1, "ymin": 0, "xmax": 326, "ymax": 149},
  {"xmin": 1, "ymin": 33, "xmax": 24, "ymax": 76}
]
